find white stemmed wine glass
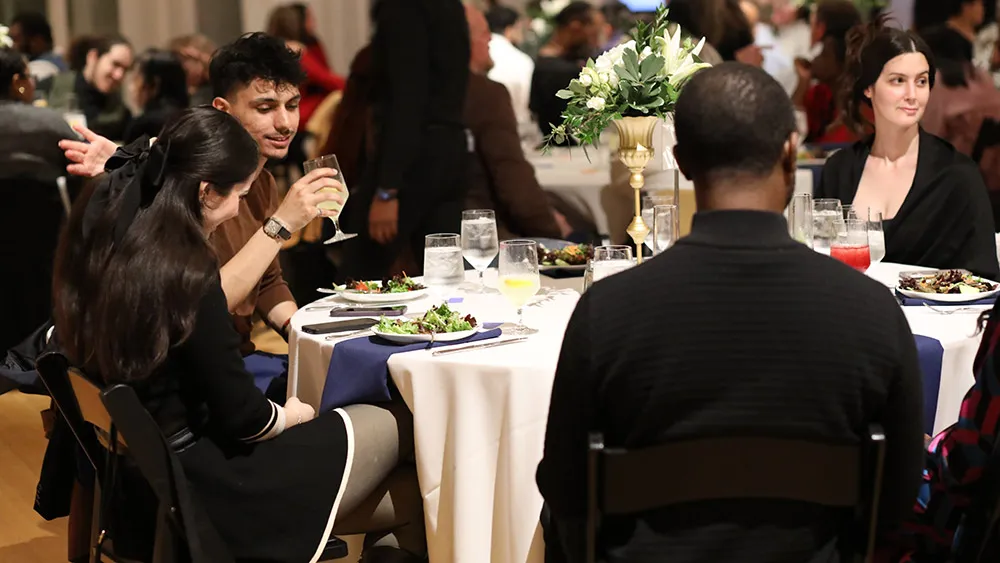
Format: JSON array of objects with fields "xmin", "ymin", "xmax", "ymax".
[
  {"xmin": 303, "ymin": 154, "xmax": 356, "ymax": 244},
  {"xmin": 461, "ymin": 209, "xmax": 499, "ymax": 293},
  {"xmin": 498, "ymin": 240, "xmax": 541, "ymax": 336}
]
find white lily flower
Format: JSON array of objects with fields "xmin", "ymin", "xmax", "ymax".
[
  {"xmin": 669, "ymin": 61, "xmax": 712, "ymax": 87},
  {"xmin": 594, "ymin": 40, "xmax": 636, "ymax": 74},
  {"xmin": 0, "ymin": 26, "xmax": 12, "ymax": 49},
  {"xmin": 541, "ymin": 0, "xmax": 571, "ymax": 17},
  {"xmin": 586, "ymin": 96, "xmax": 606, "ymax": 111}
]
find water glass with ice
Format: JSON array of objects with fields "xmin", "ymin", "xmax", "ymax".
[
  {"xmin": 424, "ymin": 234, "xmax": 465, "ymax": 297},
  {"xmin": 591, "ymin": 245, "xmax": 634, "ymax": 282},
  {"xmin": 812, "ymin": 199, "xmax": 844, "ymax": 256}
]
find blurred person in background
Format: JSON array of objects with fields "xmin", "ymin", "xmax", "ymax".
[
  {"xmin": 39, "ymin": 34, "xmax": 134, "ymax": 141},
  {"xmin": 9, "ymin": 12, "xmax": 66, "ymax": 82},
  {"xmin": 600, "ymin": 1, "xmax": 636, "ymax": 51},
  {"xmin": 530, "ymin": 1, "xmax": 601, "ymax": 142},
  {"xmin": 487, "ymin": 4, "xmax": 535, "ymax": 131},
  {"xmin": 921, "ymin": 25, "xmax": 1000, "ymax": 223},
  {"xmin": 343, "ymin": 0, "xmax": 469, "ymax": 279},
  {"xmin": 122, "ymin": 49, "xmax": 190, "ymax": 143},
  {"xmin": 668, "ymin": 0, "xmax": 763, "ymax": 66},
  {"xmin": 742, "ymin": 0, "xmax": 797, "ymax": 93},
  {"xmin": 168, "ymin": 33, "xmax": 215, "ymax": 106},
  {"xmin": 0, "ymin": 46, "xmax": 80, "ymax": 353},
  {"xmin": 464, "ymin": 4, "xmax": 572, "ymax": 241},
  {"xmin": 267, "ymin": 4, "xmax": 344, "ymax": 134},
  {"xmin": 793, "ymin": 0, "xmax": 862, "ymax": 144}
]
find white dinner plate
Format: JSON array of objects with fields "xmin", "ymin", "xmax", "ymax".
[
  {"xmin": 371, "ymin": 325, "xmax": 482, "ymax": 344},
  {"xmin": 897, "ymin": 273, "xmax": 1000, "ymax": 303},
  {"xmin": 338, "ymin": 288, "xmax": 429, "ymax": 304}
]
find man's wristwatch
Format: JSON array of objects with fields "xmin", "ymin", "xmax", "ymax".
[
  {"xmin": 375, "ymin": 188, "xmax": 397, "ymax": 202},
  {"xmin": 263, "ymin": 217, "xmax": 291, "ymax": 241}
]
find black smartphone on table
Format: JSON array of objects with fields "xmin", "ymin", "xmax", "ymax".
[
  {"xmin": 301, "ymin": 318, "xmax": 379, "ymax": 335},
  {"xmin": 329, "ymin": 305, "xmax": 407, "ymax": 318}
]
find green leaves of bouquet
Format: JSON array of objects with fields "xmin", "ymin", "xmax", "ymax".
[{"xmin": 546, "ymin": 5, "xmax": 711, "ymax": 148}]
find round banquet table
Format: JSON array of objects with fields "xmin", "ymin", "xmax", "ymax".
[
  {"xmin": 288, "ymin": 270, "xmax": 579, "ymax": 563},
  {"xmin": 287, "ymin": 262, "xmax": 985, "ymax": 563},
  {"xmin": 865, "ymin": 262, "xmax": 987, "ymax": 435}
]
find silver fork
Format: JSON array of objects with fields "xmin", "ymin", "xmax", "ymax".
[
  {"xmin": 921, "ymin": 303, "xmax": 988, "ymax": 315},
  {"xmin": 325, "ymin": 328, "xmax": 374, "ymax": 341}
]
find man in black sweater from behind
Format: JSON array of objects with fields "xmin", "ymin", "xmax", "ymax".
[{"xmin": 537, "ymin": 63, "xmax": 924, "ymax": 563}]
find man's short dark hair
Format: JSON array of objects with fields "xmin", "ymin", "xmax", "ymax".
[
  {"xmin": 554, "ymin": 1, "xmax": 594, "ymax": 29},
  {"xmin": 816, "ymin": 0, "xmax": 862, "ymax": 41},
  {"xmin": 209, "ymin": 32, "xmax": 306, "ymax": 99},
  {"xmin": 11, "ymin": 12, "xmax": 53, "ymax": 46},
  {"xmin": 675, "ymin": 63, "xmax": 796, "ymax": 180},
  {"xmin": 487, "ymin": 6, "xmax": 520, "ymax": 35}
]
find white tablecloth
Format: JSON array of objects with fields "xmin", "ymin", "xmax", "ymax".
[
  {"xmin": 865, "ymin": 262, "xmax": 985, "ymax": 434},
  {"xmin": 288, "ymin": 270, "xmax": 577, "ymax": 563},
  {"xmin": 288, "ymin": 263, "xmax": 984, "ymax": 563}
]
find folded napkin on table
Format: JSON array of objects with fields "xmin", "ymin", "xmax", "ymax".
[{"xmin": 320, "ymin": 323, "xmax": 502, "ymax": 412}]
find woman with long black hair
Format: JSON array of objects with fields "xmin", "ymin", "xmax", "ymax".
[{"xmin": 53, "ymin": 106, "xmax": 425, "ymax": 563}]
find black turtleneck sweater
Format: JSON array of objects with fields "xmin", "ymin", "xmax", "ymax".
[{"xmin": 538, "ymin": 210, "xmax": 925, "ymax": 563}]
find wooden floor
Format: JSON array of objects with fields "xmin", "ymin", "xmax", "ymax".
[
  {"xmin": 0, "ymin": 325, "xmax": 289, "ymax": 562},
  {"xmin": 0, "ymin": 390, "xmax": 67, "ymax": 563}
]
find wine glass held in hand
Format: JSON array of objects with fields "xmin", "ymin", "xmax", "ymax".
[
  {"xmin": 498, "ymin": 240, "xmax": 541, "ymax": 336},
  {"xmin": 303, "ymin": 154, "xmax": 357, "ymax": 244},
  {"xmin": 461, "ymin": 209, "xmax": 499, "ymax": 293}
]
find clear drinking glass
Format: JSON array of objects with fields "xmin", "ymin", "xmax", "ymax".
[
  {"xmin": 461, "ymin": 209, "xmax": 499, "ymax": 293},
  {"xmin": 424, "ymin": 234, "xmax": 465, "ymax": 297},
  {"xmin": 843, "ymin": 204, "xmax": 859, "ymax": 221},
  {"xmin": 498, "ymin": 240, "xmax": 541, "ymax": 335},
  {"xmin": 812, "ymin": 198, "xmax": 844, "ymax": 256},
  {"xmin": 651, "ymin": 204, "xmax": 678, "ymax": 255},
  {"xmin": 867, "ymin": 210, "xmax": 886, "ymax": 263},
  {"xmin": 830, "ymin": 219, "xmax": 871, "ymax": 272},
  {"xmin": 788, "ymin": 193, "xmax": 814, "ymax": 247},
  {"xmin": 62, "ymin": 93, "xmax": 87, "ymax": 131},
  {"xmin": 303, "ymin": 154, "xmax": 356, "ymax": 244},
  {"xmin": 591, "ymin": 245, "xmax": 634, "ymax": 282},
  {"xmin": 642, "ymin": 195, "xmax": 672, "ymax": 251}
]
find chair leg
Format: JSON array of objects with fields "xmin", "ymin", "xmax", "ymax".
[{"xmin": 67, "ymin": 478, "xmax": 95, "ymax": 563}]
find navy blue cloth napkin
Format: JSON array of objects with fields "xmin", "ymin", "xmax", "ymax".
[{"xmin": 320, "ymin": 324, "xmax": 502, "ymax": 412}]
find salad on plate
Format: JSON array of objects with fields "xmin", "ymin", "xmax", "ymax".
[
  {"xmin": 342, "ymin": 274, "xmax": 426, "ymax": 294},
  {"xmin": 898, "ymin": 269, "xmax": 998, "ymax": 294},
  {"xmin": 375, "ymin": 303, "xmax": 477, "ymax": 335},
  {"xmin": 538, "ymin": 244, "xmax": 593, "ymax": 267}
]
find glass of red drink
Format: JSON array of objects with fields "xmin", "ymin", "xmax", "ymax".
[{"xmin": 830, "ymin": 219, "xmax": 871, "ymax": 272}]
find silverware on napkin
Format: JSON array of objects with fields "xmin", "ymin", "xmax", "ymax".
[
  {"xmin": 921, "ymin": 303, "xmax": 990, "ymax": 315},
  {"xmin": 431, "ymin": 337, "xmax": 529, "ymax": 357}
]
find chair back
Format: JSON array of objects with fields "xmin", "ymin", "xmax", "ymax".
[
  {"xmin": 100, "ymin": 383, "xmax": 234, "ymax": 563},
  {"xmin": 973, "ymin": 118, "xmax": 1000, "ymax": 164},
  {"xmin": 586, "ymin": 426, "xmax": 886, "ymax": 563},
  {"xmin": 35, "ymin": 352, "xmax": 103, "ymax": 471},
  {"xmin": 0, "ymin": 177, "xmax": 66, "ymax": 352}
]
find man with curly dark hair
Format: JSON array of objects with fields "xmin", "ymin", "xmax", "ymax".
[{"xmin": 59, "ymin": 32, "xmax": 344, "ymax": 380}]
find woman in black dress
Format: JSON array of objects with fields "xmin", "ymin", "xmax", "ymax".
[
  {"xmin": 52, "ymin": 107, "xmax": 425, "ymax": 563},
  {"xmin": 816, "ymin": 18, "xmax": 999, "ymax": 279}
]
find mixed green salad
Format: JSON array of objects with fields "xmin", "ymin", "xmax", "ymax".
[
  {"xmin": 342, "ymin": 274, "xmax": 425, "ymax": 294},
  {"xmin": 375, "ymin": 303, "xmax": 478, "ymax": 335}
]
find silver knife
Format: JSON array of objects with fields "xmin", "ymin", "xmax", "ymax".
[{"xmin": 431, "ymin": 337, "xmax": 529, "ymax": 357}]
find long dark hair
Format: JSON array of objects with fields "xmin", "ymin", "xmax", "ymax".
[
  {"xmin": 840, "ymin": 16, "xmax": 936, "ymax": 134},
  {"xmin": 134, "ymin": 48, "xmax": 190, "ymax": 110},
  {"xmin": 53, "ymin": 107, "xmax": 259, "ymax": 383}
]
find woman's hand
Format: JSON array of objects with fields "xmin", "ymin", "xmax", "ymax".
[
  {"xmin": 59, "ymin": 125, "xmax": 118, "ymax": 177},
  {"xmin": 284, "ymin": 396, "xmax": 316, "ymax": 427}
]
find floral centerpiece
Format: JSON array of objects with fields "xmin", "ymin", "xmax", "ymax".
[
  {"xmin": 0, "ymin": 25, "xmax": 13, "ymax": 48},
  {"xmin": 545, "ymin": 6, "xmax": 711, "ymax": 263},
  {"xmin": 546, "ymin": 6, "xmax": 710, "ymax": 149}
]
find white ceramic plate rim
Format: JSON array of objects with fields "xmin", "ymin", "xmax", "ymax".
[
  {"xmin": 339, "ymin": 288, "xmax": 428, "ymax": 304},
  {"xmin": 897, "ymin": 274, "xmax": 1000, "ymax": 303},
  {"xmin": 371, "ymin": 325, "xmax": 482, "ymax": 344}
]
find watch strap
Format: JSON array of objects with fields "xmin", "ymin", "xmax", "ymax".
[{"xmin": 264, "ymin": 217, "xmax": 291, "ymax": 241}]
